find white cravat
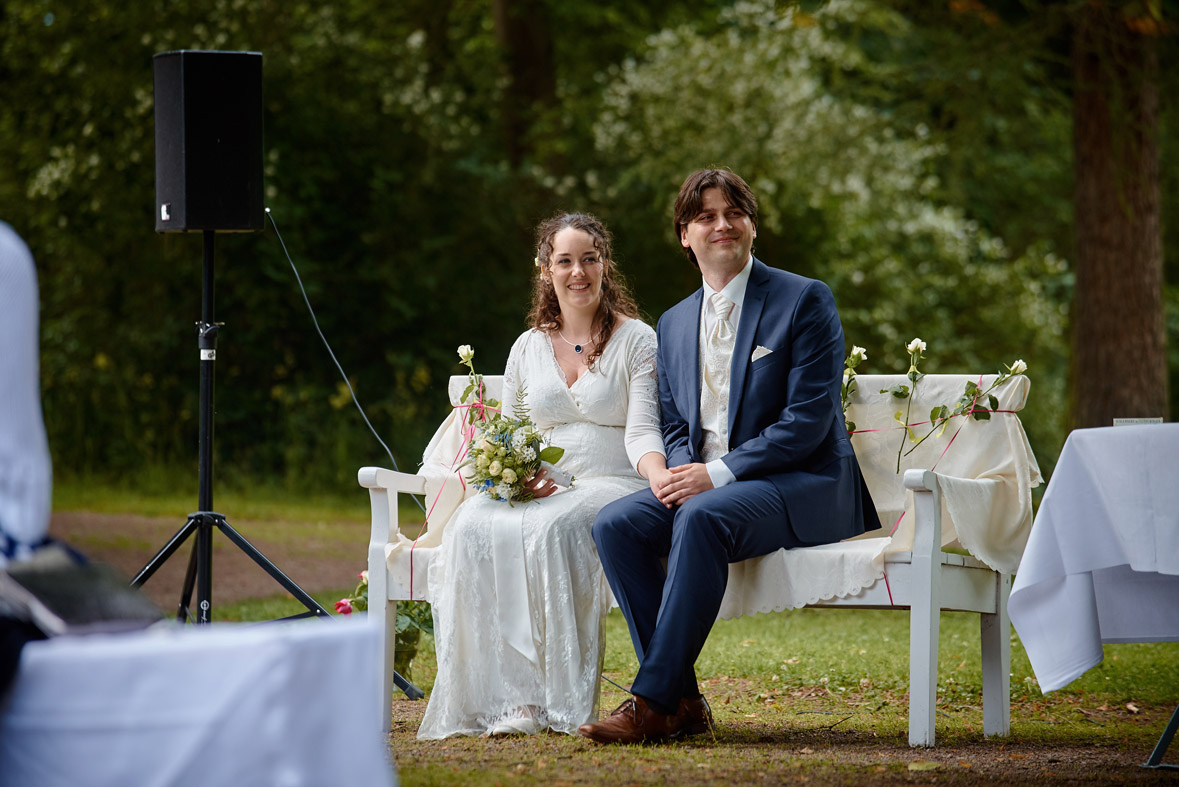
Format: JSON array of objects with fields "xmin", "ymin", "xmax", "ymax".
[{"xmin": 700, "ymin": 292, "xmax": 735, "ymax": 463}]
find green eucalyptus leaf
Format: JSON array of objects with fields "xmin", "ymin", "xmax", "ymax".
[{"xmin": 539, "ymin": 446, "xmax": 564, "ymax": 464}]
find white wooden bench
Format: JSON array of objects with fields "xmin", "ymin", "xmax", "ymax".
[{"xmin": 360, "ymin": 372, "xmax": 1041, "ymax": 746}]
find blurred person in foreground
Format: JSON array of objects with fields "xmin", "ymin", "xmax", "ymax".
[{"xmin": 0, "ymin": 221, "xmax": 53, "ymax": 691}]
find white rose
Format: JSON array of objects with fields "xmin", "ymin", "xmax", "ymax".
[
  {"xmin": 488, "ymin": 460, "xmax": 502, "ymax": 476},
  {"xmin": 457, "ymin": 344, "xmax": 474, "ymax": 363},
  {"xmin": 500, "ymin": 468, "xmax": 517, "ymax": 484},
  {"xmin": 1010, "ymin": 359, "xmax": 1027, "ymax": 375},
  {"xmin": 907, "ymin": 337, "xmax": 926, "ymax": 355},
  {"xmin": 851, "ymin": 345, "xmax": 867, "ymax": 363}
]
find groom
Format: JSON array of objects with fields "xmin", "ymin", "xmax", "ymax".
[{"xmin": 580, "ymin": 169, "xmax": 878, "ymax": 744}]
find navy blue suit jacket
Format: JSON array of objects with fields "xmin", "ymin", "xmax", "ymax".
[{"xmin": 656, "ymin": 258, "xmax": 878, "ymax": 544}]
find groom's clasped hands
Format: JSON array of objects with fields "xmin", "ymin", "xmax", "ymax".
[{"xmin": 647, "ymin": 463, "xmax": 714, "ymax": 509}]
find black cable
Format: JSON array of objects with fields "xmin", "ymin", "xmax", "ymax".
[{"xmin": 265, "ymin": 208, "xmax": 426, "ymax": 514}]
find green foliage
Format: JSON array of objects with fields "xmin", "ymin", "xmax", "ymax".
[
  {"xmin": 588, "ymin": 0, "xmax": 1073, "ymax": 473},
  {"xmin": 397, "ymin": 600, "xmax": 434, "ymax": 637},
  {"xmin": 5, "ymin": 0, "xmax": 1174, "ymax": 493}
]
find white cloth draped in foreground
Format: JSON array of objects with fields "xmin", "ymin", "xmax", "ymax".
[
  {"xmin": 0, "ymin": 620, "xmax": 395, "ymax": 786},
  {"xmin": 416, "ymin": 320, "xmax": 663, "ymax": 739}
]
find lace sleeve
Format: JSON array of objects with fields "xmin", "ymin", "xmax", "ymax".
[
  {"xmin": 623, "ymin": 324, "xmax": 666, "ymax": 471},
  {"xmin": 500, "ymin": 331, "xmax": 528, "ymax": 420}
]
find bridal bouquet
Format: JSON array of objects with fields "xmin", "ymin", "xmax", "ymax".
[{"xmin": 456, "ymin": 345, "xmax": 568, "ymax": 503}]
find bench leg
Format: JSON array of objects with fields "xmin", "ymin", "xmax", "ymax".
[
  {"xmin": 378, "ymin": 598, "xmax": 396, "ymax": 733},
  {"xmin": 981, "ymin": 573, "xmax": 1011, "ymax": 737},
  {"xmin": 909, "ymin": 587, "xmax": 940, "ymax": 747},
  {"xmin": 905, "ymin": 470, "xmax": 943, "ymax": 747}
]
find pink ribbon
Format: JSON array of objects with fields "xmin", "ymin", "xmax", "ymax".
[{"xmin": 407, "ymin": 398, "xmax": 501, "ymax": 600}]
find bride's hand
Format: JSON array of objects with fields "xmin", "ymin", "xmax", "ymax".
[
  {"xmin": 524, "ymin": 468, "xmax": 558, "ymax": 499},
  {"xmin": 647, "ymin": 466, "xmax": 675, "ymax": 508}
]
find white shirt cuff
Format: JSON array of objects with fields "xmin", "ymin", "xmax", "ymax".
[{"xmin": 706, "ymin": 458, "xmax": 736, "ymax": 488}]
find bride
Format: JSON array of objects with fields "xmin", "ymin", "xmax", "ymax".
[{"xmin": 418, "ymin": 213, "xmax": 667, "ymax": 739}]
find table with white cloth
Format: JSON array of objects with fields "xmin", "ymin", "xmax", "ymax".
[
  {"xmin": 1009, "ymin": 424, "xmax": 1179, "ymax": 767},
  {"xmin": 0, "ymin": 618, "xmax": 397, "ymax": 786}
]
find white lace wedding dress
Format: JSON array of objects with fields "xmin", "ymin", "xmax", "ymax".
[{"xmin": 417, "ymin": 319, "xmax": 663, "ymax": 739}]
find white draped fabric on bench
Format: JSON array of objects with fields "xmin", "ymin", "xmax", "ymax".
[{"xmin": 361, "ymin": 372, "xmax": 1040, "ymax": 745}]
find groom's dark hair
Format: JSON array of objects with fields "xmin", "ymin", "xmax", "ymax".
[{"xmin": 673, "ymin": 168, "xmax": 758, "ymax": 268}]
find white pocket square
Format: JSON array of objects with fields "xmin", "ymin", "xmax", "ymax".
[{"xmin": 751, "ymin": 345, "xmax": 773, "ymax": 362}]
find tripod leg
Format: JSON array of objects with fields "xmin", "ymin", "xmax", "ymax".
[
  {"xmin": 211, "ymin": 517, "xmax": 421, "ymax": 695},
  {"xmin": 215, "ymin": 518, "xmax": 331, "ymax": 618},
  {"xmin": 392, "ymin": 671, "xmax": 425, "ymax": 701},
  {"xmin": 131, "ymin": 516, "xmax": 200, "ymax": 588},
  {"xmin": 176, "ymin": 543, "xmax": 199, "ymax": 623}
]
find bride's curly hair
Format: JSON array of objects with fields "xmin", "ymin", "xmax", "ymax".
[{"xmin": 526, "ymin": 212, "xmax": 640, "ymax": 369}]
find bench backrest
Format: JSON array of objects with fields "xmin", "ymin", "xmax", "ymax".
[
  {"xmin": 436, "ymin": 372, "xmax": 1040, "ymax": 571},
  {"xmin": 845, "ymin": 373, "xmax": 1039, "ymax": 570}
]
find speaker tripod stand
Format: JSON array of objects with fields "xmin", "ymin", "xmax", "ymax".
[
  {"xmin": 131, "ymin": 231, "xmax": 329, "ymax": 623},
  {"xmin": 130, "ymin": 232, "xmax": 424, "ymax": 698}
]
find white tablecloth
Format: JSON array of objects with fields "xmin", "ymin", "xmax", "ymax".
[
  {"xmin": 0, "ymin": 619, "xmax": 397, "ymax": 786},
  {"xmin": 1009, "ymin": 424, "xmax": 1179, "ymax": 692}
]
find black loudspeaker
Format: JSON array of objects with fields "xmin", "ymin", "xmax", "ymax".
[{"xmin": 154, "ymin": 50, "xmax": 264, "ymax": 232}]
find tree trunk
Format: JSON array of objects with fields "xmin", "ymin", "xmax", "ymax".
[
  {"xmin": 492, "ymin": 0, "xmax": 556, "ymax": 169},
  {"xmin": 1071, "ymin": 3, "xmax": 1168, "ymax": 427}
]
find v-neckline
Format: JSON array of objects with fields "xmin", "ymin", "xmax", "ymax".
[
  {"xmin": 544, "ymin": 319, "xmax": 630, "ymax": 390},
  {"xmin": 546, "ymin": 332, "xmax": 589, "ymax": 389}
]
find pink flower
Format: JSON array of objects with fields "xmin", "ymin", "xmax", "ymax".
[{"xmin": 335, "ymin": 598, "xmax": 354, "ymax": 615}]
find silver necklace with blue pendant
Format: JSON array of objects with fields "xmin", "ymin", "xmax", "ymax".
[{"xmin": 558, "ymin": 330, "xmax": 593, "ymax": 354}]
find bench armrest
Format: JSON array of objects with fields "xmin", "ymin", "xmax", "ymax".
[
  {"xmin": 358, "ymin": 466, "xmax": 427, "ymax": 495},
  {"xmin": 358, "ymin": 466, "xmax": 426, "ymax": 559},
  {"xmin": 904, "ymin": 468, "xmax": 942, "ymax": 560}
]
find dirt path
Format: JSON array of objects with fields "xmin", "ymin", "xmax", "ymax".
[
  {"xmin": 388, "ymin": 697, "xmax": 1179, "ymax": 785},
  {"xmin": 49, "ymin": 511, "xmax": 369, "ymax": 611}
]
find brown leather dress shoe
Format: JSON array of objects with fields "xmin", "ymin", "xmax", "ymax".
[
  {"xmin": 577, "ymin": 696, "xmax": 676, "ymax": 744},
  {"xmin": 671, "ymin": 694, "xmax": 713, "ymax": 739}
]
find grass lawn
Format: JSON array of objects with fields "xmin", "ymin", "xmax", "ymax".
[
  {"xmin": 54, "ymin": 478, "xmax": 1178, "ymax": 784},
  {"xmin": 220, "ymin": 594, "xmax": 1178, "ymax": 785}
]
